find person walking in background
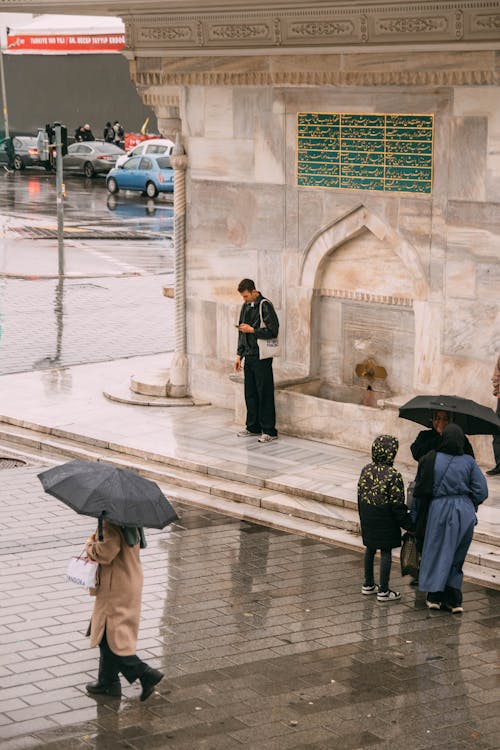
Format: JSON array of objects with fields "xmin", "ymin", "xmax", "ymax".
[
  {"xmin": 103, "ymin": 121, "xmax": 115, "ymax": 143},
  {"xmin": 234, "ymin": 278, "xmax": 279, "ymax": 443},
  {"xmin": 410, "ymin": 409, "xmax": 474, "ymax": 461},
  {"xmin": 413, "ymin": 424, "xmax": 487, "ymax": 613},
  {"xmin": 358, "ymin": 435, "xmax": 415, "ymax": 602},
  {"xmin": 487, "ymin": 353, "xmax": 500, "ymax": 476},
  {"xmin": 85, "ymin": 521, "xmax": 163, "ymax": 700},
  {"xmin": 81, "ymin": 124, "xmax": 95, "ymax": 142},
  {"xmin": 113, "ymin": 120, "xmax": 125, "ymax": 149}
]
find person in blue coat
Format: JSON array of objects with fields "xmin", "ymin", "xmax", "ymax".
[{"xmin": 413, "ymin": 423, "xmax": 488, "ymax": 613}]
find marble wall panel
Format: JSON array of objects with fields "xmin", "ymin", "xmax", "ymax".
[
  {"xmin": 183, "ymin": 86, "xmax": 205, "ymax": 137},
  {"xmin": 448, "ymin": 117, "xmax": 487, "ymax": 201},
  {"xmin": 284, "ymin": 286, "xmax": 313, "ymax": 368},
  {"xmin": 188, "ymin": 181, "xmax": 284, "ymax": 252},
  {"xmin": 188, "ymin": 137, "xmax": 255, "ymax": 182},
  {"xmin": 258, "ymin": 251, "xmax": 284, "ymax": 310},
  {"xmin": 187, "ymin": 298, "xmax": 218, "ymax": 362},
  {"xmin": 217, "ymin": 302, "xmax": 242, "ymax": 362},
  {"xmin": 443, "ymin": 299, "xmax": 500, "ymax": 360},
  {"xmin": 447, "ymin": 225, "xmax": 500, "ymax": 259},
  {"xmin": 445, "ymin": 258, "xmax": 477, "ymax": 300},
  {"xmin": 204, "ymin": 87, "xmax": 234, "ymax": 138},
  {"xmin": 476, "ymin": 263, "xmax": 500, "ymax": 302}
]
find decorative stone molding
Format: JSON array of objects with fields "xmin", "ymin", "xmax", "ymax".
[
  {"xmin": 134, "ymin": 67, "xmax": 498, "ymax": 88},
  {"xmin": 314, "ymin": 288, "xmax": 414, "ymax": 308}
]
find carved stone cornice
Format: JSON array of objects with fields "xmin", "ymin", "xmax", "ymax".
[
  {"xmin": 122, "ymin": 3, "xmax": 500, "ymax": 53},
  {"xmin": 4, "ymin": 1, "xmax": 500, "ymax": 51}
]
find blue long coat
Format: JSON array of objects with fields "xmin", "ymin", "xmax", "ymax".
[{"xmin": 418, "ymin": 452, "xmax": 488, "ymax": 594}]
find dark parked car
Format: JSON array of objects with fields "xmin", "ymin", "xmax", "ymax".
[
  {"xmin": 0, "ymin": 136, "xmax": 42, "ymax": 170},
  {"xmin": 63, "ymin": 141, "xmax": 124, "ymax": 178}
]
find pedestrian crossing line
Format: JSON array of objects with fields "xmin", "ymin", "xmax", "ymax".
[{"xmin": 85, "ymin": 247, "xmax": 144, "ymax": 275}]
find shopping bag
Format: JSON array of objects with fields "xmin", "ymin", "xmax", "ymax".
[
  {"xmin": 257, "ymin": 299, "xmax": 282, "ymax": 359},
  {"xmin": 400, "ymin": 533, "xmax": 419, "ymax": 578},
  {"xmin": 66, "ymin": 555, "xmax": 99, "ymax": 589}
]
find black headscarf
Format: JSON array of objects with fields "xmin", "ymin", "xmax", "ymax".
[
  {"xmin": 413, "ymin": 424, "xmax": 465, "ymax": 542},
  {"xmin": 439, "ymin": 423, "xmax": 465, "ymax": 456}
]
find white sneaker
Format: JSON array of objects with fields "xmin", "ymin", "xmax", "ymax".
[
  {"xmin": 361, "ymin": 584, "xmax": 379, "ymax": 596},
  {"xmin": 237, "ymin": 430, "xmax": 260, "ymax": 438},
  {"xmin": 450, "ymin": 605, "xmax": 464, "ymax": 614},
  {"xmin": 258, "ymin": 434, "xmax": 278, "ymax": 443},
  {"xmin": 426, "ymin": 599, "xmax": 441, "ymax": 610},
  {"xmin": 377, "ymin": 589, "xmax": 401, "ymax": 602}
]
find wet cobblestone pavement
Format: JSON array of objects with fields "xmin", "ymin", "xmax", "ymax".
[
  {"xmin": 0, "ymin": 276, "xmax": 174, "ymax": 375},
  {"xmin": 1, "ymin": 464, "xmax": 500, "ymax": 750}
]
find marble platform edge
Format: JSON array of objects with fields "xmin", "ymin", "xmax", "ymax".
[
  {"xmin": 103, "ymin": 386, "xmax": 211, "ymax": 408},
  {"xmin": 2, "ymin": 421, "xmax": 500, "ymax": 588},
  {"xmin": 1, "ymin": 415, "xmax": 499, "ymax": 536}
]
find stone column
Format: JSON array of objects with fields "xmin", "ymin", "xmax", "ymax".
[{"xmin": 168, "ymin": 134, "xmax": 189, "ymax": 398}]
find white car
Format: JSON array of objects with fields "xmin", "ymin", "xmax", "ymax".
[{"xmin": 115, "ymin": 138, "xmax": 175, "ymax": 169}]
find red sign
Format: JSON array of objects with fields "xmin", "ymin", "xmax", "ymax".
[
  {"xmin": 6, "ymin": 33, "xmax": 125, "ymax": 53},
  {"xmin": 124, "ymin": 134, "xmax": 161, "ymax": 151}
]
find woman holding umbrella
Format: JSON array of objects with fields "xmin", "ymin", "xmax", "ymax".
[
  {"xmin": 37, "ymin": 460, "xmax": 178, "ymax": 700},
  {"xmin": 413, "ymin": 424, "xmax": 488, "ymax": 613},
  {"xmin": 85, "ymin": 521, "xmax": 164, "ymax": 700}
]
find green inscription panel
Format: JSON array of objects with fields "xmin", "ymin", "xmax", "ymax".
[{"xmin": 297, "ymin": 112, "xmax": 433, "ymax": 194}]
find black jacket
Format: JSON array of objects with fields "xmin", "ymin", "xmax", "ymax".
[
  {"xmin": 358, "ymin": 435, "xmax": 414, "ymax": 550},
  {"xmin": 410, "ymin": 428, "xmax": 474, "ymax": 461},
  {"xmin": 237, "ymin": 294, "xmax": 279, "ymax": 359}
]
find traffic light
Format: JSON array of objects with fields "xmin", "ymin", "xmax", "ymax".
[
  {"xmin": 45, "ymin": 123, "xmax": 54, "ymax": 144},
  {"xmin": 60, "ymin": 125, "xmax": 68, "ymax": 156}
]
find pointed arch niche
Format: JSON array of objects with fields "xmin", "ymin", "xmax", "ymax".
[{"xmin": 298, "ymin": 205, "xmax": 430, "ymax": 398}]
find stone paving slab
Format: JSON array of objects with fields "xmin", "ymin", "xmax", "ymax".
[{"xmin": 1, "ymin": 465, "xmax": 500, "ymax": 749}]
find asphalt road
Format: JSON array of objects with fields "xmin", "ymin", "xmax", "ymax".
[{"xmin": 0, "ymin": 169, "xmax": 175, "ymax": 374}]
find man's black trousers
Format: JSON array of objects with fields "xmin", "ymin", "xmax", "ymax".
[{"xmin": 244, "ymin": 356, "xmax": 277, "ymax": 437}]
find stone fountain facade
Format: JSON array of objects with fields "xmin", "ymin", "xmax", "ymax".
[{"xmin": 8, "ymin": 0, "xmax": 500, "ymax": 461}]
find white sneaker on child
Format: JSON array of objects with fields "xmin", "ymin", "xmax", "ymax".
[
  {"xmin": 377, "ymin": 589, "xmax": 401, "ymax": 602},
  {"xmin": 361, "ymin": 585, "xmax": 379, "ymax": 595}
]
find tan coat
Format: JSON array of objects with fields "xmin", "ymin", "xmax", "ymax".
[
  {"xmin": 492, "ymin": 355, "xmax": 500, "ymax": 397},
  {"xmin": 85, "ymin": 521, "xmax": 143, "ymax": 656}
]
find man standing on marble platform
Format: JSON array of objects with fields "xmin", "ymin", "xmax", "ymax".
[
  {"xmin": 487, "ymin": 353, "xmax": 500, "ymax": 476},
  {"xmin": 234, "ymin": 278, "xmax": 279, "ymax": 443}
]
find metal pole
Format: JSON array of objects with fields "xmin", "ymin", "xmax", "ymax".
[
  {"xmin": 0, "ymin": 46, "xmax": 9, "ymax": 139},
  {"xmin": 54, "ymin": 124, "xmax": 64, "ymax": 276}
]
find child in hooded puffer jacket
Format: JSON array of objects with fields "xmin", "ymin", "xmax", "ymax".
[{"xmin": 358, "ymin": 435, "xmax": 415, "ymax": 602}]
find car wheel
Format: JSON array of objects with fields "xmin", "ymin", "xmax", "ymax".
[
  {"xmin": 84, "ymin": 162, "xmax": 95, "ymax": 178},
  {"xmin": 107, "ymin": 177, "xmax": 119, "ymax": 194},
  {"xmin": 145, "ymin": 181, "xmax": 158, "ymax": 198},
  {"xmin": 13, "ymin": 155, "xmax": 24, "ymax": 171}
]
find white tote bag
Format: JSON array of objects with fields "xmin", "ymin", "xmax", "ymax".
[
  {"xmin": 257, "ymin": 299, "xmax": 282, "ymax": 359},
  {"xmin": 66, "ymin": 555, "xmax": 99, "ymax": 589}
]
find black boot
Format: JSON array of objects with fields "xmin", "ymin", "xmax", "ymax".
[
  {"xmin": 139, "ymin": 667, "xmax": 164, "ymax": 702},
  {"xmin": 86, "ymin": 679, "xmax": 122, "ymax": 697}
]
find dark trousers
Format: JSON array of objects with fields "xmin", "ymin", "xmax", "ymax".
[
  {"xmin": 244, "ymin": 357, "xmax": 277, "ymax": 436},
  {"xmin": 99, "ymin": 631, "xmax": 148, "ymax": 685},
  {"xmin": 364, "ymin": 547, "xmax": 392, "ymax": 592},
  {"xmin": 428, "ymin": 586, "xmax": 462, "ymax": 607},
  {"xmin": 493, "ymin": 399, "xmax": 500, "ymax": 469}
]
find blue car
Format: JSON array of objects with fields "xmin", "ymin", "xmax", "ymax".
[{"xmin": 106, "ymin": 154, "xmax": 174, "ymax": 198}]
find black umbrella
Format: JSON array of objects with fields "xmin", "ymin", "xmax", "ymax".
[
  {"xmin": 38, "ymin": 460, "xmax": 178, "ymax": 538},
  {"xmin": 399, "ymin": 394, "xmax": 500, "ymax": 436}
]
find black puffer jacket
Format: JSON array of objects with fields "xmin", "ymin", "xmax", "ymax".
[{"xmin": 358, "ymin": 435, "xmax": 414, "ymax": 550}]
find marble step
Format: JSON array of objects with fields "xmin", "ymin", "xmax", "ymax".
[
  {"xmin": 1, "ymin": 424, "xmax": 500, "ymax": 590},
  {"xmin": 0, "ymin": 417, "xmax": 357, "ymax": 508}
]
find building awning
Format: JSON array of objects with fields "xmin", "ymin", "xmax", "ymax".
[{"xmin": 5, "ymin": 14, "xmax": 125, "ymax": 54}]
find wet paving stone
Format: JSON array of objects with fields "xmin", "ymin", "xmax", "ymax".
[{"xmin": 1, "ymin": 465, "xmax": 500, "ymax": 748}]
